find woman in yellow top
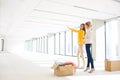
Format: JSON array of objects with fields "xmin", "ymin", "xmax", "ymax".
[{"xmin": 68, "ymin": 23, "xmax": 86, "ymax": 69}]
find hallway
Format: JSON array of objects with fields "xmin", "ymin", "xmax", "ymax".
[{"xmin": 0, "ymin": 0, "xmax": 120, "ymax": 80}]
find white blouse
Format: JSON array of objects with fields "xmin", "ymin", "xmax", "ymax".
[{"xmin": 85, "ymin": 28, "xmax": 92, "ymax": 44}]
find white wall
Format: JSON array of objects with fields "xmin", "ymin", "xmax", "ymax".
[{"xmin": 5, "ymin": 35, "xmax": 26, "ymax": 54}]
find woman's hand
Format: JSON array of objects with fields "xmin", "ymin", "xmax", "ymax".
[
  {"xmin": 68, "ymin": 27, "xmax": 70, "ymax": 29},
  {"xmin": 66, "ymin": 25, "xmax": 70, "ymax": 29},
  {"xmin": 83, "ymin": 38, "xmax": 85, "ymax": 43}
]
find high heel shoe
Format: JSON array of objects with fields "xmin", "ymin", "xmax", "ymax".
[
  {"xmin": 84, "ymin": 67, "xmax": 89, "ymax": 72},
  {"xmin": 88, "ymin": 68, "xmax": 95, "ymax": 73}
]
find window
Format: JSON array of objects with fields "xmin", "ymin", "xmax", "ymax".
[
  {"xmin": 41, "ymin": 36, "xmax": 45, "ymax": 53},
  {"xmin": 66, "ymin": 31, "xmax": 72, "ymax": 56},
  {"xmin": 60, "ymin": 32, "xmax": 65, "ymax": 55},
  {"xmin": 0, "ymin": 39, "xmax": 2, "ymax": 51},
  {"xmin": 43, "ymin": 36, "xmax": 45, "ymax": 53},
  {"xmin": 32, "ymin": 38, "xmax": 37, "ymax": 52},
  {"xmin": 96, "ymin": 25, "xmax": 105, "ymax": 61},
  {"xmin": 55, "ymin": 33, "xmax": 60, "ymax": 55},
  {"xmin": 73, "ymin": 32, "xmax": 78, "ymax": 56},
  {"xmin": 106, "ymin": 19, "xmax": 120, "ymax": 60},
  {"xmin": 40, "ymin": 37, "xmax": 42, "ymax": 53},
  {"xmin": 0, "ymin": 39, "xmax": 4, "ymax": 51},
  {"xmin": 25, "ymin": 40, "xmax": 33, "ymax": 52},
  {"xmin": 44, "ymin": 36, "xmax": 48, "ymax": 53},
  {"xmin": 36, "ymin": 38, "xmax": 40, "ymax": 53}
]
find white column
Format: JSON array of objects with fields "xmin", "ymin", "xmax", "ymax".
[
  {"xmin": 92, "ymin": 19, "xmax": 104, "ymax": 60},
  {"xmin": 0, "ymin": 39, "xmax": 2, "ymax": 51},
  {"xmin": 0, "ymin": 35, "xmax": 5, "ymax": 51},
  {"xmin": 118, "ymin": 20, "xmax": 120, "ymax": 57}
]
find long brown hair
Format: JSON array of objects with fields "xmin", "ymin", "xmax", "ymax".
[{"xmin": 80, "ymin": 23, "xmax": 86, "ymax": 35}]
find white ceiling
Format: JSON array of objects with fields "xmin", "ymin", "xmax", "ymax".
[{"xmin": 0, "ymin": 0, "xmax": 120, "ymax": 38}]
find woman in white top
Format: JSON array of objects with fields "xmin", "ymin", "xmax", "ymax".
[{"xmin": 84, "ymin": 21, "xmax": 95, "ymax": 73}]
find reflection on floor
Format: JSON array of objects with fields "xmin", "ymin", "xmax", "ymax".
[{"xmin": 0, "ymin": 52, "xmax": 120, "ymax": 80}]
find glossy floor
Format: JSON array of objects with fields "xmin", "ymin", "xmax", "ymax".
[{"xmin": 0, "ymin": 52, "xmax": 120, "ymax": 80}]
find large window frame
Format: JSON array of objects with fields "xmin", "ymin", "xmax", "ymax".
[
  {"xmin": 60, "ymin": 31, "xmax": 65, "ymax": 55},
  {"xmin": 25, "ymin": 40, "xmax": 33, "ymax": 52},
  {"xmin": 65, "ymin": 30, "xmax": 73, "ymax": 56},
  {"xmin": 54, "ymin": 33, "xmax": 60, "ymax": 55},
  {"xmin": 72, "ymin": 31, "xmax": 78, "ymax": 56},
  {"xmin": 105, "ymin": 19, "xmax": 120, "ymax": 60}
]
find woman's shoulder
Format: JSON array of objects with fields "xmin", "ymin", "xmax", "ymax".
[{"xmin": 80, "ymin": 30, "xmax": 85, "ymax": 32}]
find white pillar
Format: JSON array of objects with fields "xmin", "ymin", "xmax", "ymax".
[
  {"xmin": 0, "ymin": 34, "xmax": 5, "ymax": 51},
  {"xmin": 118, "ymin": 20, "xmax": 120, "ymax": 56},
  {"xmin": 92, "ymin": 19, "xmax": 104, "ymax": 60}
]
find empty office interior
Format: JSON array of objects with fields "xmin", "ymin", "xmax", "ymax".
[{"xmin": 0, "ymin": 0, "xmax": 120, "ymax": 80}]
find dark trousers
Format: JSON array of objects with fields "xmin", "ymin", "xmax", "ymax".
[{"xmin": 85, "ymin": 44, "xmax": 94, "ymax": 68}]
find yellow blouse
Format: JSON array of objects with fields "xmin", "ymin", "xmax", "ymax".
[{"xmin": 69, "ymin": 28, "xmax": 85, "ymax": 45}]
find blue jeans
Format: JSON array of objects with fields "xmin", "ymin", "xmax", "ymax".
[{"xmin": 85, "ymin": 44, "xmax": 94, "ymax": 68}]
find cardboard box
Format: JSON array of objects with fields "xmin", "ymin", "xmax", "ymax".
[
  {"xmin": 54, "ymin": 65, "xmax": 74, "ymax": 76},
  {"xmin": 105, "ymin": 59, "xmax": 120, "ymax": 71}
]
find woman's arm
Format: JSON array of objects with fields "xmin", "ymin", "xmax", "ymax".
[{"xmin": 68, "ymin": 27, "xmax": 79, "ymax": 32}]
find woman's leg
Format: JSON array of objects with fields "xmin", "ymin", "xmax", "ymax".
[
  {"xmin": 79, "ymin": 44, "xmax": 85, "ymax": 68},
  {"xmin": 89, "ymin": 45, "xmax": 95, "ymax": 73},
  {"xmin": 77, "ymin": 44, "xmax": 81, "ymax": 67},
  {"xmin": 84, "ymin": 44, "xmax": 90, "ymax": 71},
  {"xmin": 89, "ymin": 52, "xmax": 94, "ymax": 69},
  {"xmin": 86, "ymin": 44, "xmax": 95, "ymax": 73},
  {"xmin": 88, "ymin": 44, "xmax": 94, "ymax": 69},
  {"xmin": 86, "ymin": 44, "xmax": 91, "ymax": 67}
]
